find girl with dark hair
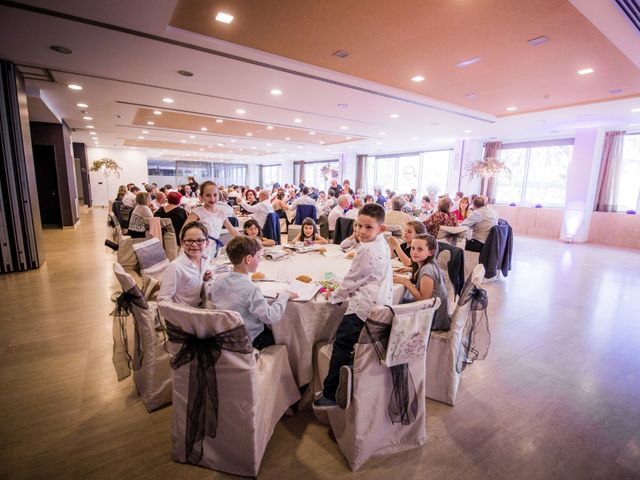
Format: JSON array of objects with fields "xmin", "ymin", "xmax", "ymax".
[
  {"xmin": 243, "ymin": 219, "xmax": 276, "ymax": 247},
  {"xmin": 292, "ymin": 217, "xmax": 328, "ymax": 245}
]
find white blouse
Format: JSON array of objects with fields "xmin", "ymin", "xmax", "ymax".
[{"xmin": 158, "ymin": 252, "xmax": 209, "ymax": 307}]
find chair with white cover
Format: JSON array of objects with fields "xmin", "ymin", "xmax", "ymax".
[
  {"xmin": 112, "ymin": 263, "xmax": 172, "ymax": 411},
  {"xmin": 158, "ymin": 302, "xmax": 300, "ymax": 477},
  {"xmin": 425, "ymin": 264, "xmax": 490, "ymax": 405},
  {"xmin": 436, "ymin": 249, "xmax": 456, "ymax": 315},
  {"xmin": 313, "ymin": 299, "xmax": 440, "ymax": 471},
  {"xmin": 438, "ymin": 225, "xmax": 469, "ymax": 248},
  {"xmin": 132, "ymin": 237, "xmax": 169, "ymax": 299}
]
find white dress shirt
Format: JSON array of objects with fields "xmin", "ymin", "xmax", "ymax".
[
  {"xmin": 122, "ymin": 191, "xmax": 136, "ymax": 208},
  {"xmin": 328, "ymin": 204, "xmax": 345, "ymax": 231},
  {"xmin": 239, "ymin": 199, "xmax": 274, "ymax": 228},
  {"xmin": 208, "ymin": 271, "xmax": 290, "ymax": 341},
  {"xmin": 291, "ymin": 194, "xmax": 316, "ymax": 217},
  {"xmin": 158, "ymin": 251, "xmax": 208, "ymax": 307},
  {"xmin": 330, "ymin": 234, "xmax": 393, "ymax": 321},
  {"xmin": 461, "ymin": 206, "xmax": 498, "ymax": 243}
]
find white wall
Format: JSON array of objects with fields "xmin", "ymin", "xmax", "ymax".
[
  {"xmin": 281, "ymin": 159, "xmax": 294, "ymax": 185},
  {"xmin": 454, "ymin": 139, "xmax": 483, "ymax": 197},
  {"xmin": 88, "ymin": 147, "xmax": 148, "ymax": 206}
]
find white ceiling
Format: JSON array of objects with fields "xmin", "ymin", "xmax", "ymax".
[{"xmin": 0, "ymin": 0, "xmax": 639, "ymax": 165}]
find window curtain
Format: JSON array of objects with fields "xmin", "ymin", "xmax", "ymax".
[
  {"xmin": 355, "ymin": 154, "xmax": 367, "ymax": 191},
  {"xmin": 594, "ymin": 131, "xmax": 626, "ymax": 212},
  {"xmin": 483, "ymin": 141, "xmax": 502, "ymax": 202},
  {"xmin": 299, "ymin": 161, "xmax": 305, "ymax": 187}
]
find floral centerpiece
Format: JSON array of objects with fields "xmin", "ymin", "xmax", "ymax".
[
  {"xmin": 90, "ymin": 158, "xmax": 123, "ymax": 202},
  {"xmin": 320, "ymin": 165, "xmax": 339, "ymax": 181},
  {"xmin": 466, "ymin": 156, "xmax": 510, "ymax": 197}
]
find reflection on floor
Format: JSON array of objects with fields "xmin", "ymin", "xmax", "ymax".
[{"xmin": 1, "ymin": 207, "xmax": 639, "ymax": 479}]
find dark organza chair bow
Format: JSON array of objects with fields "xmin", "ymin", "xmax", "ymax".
[
  {"xmin": 111, "ymin": 283, "xmax": 148, "ymax": 379},
  {"xmin": 455, "ymin": 277, "xmax": 490, "ymax": 373}
]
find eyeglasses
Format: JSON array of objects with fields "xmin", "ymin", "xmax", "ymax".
[{"xmin": 182, "ymin": 238, "xmax": 207, "ymax": 246}]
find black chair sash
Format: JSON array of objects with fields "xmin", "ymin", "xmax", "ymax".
[
  {"xmin": 166, "ymin": 321, "xmax": 253, "ymax": 465},
  {"xmin": 111, "ymin": 285, "xmax": 148, "ymax": 377},
  {"xmin": 455, "ymin": 279, "xmax": 490, "ymax": 373},
  {"xmin": 440, "ymin": 231, "xmax": 466, "ymax": 246},
  {"xmin": 362, "ymin": 317, "xmax": 419, "ymax": 426}
]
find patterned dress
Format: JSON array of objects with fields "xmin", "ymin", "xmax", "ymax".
[{"xmin": 424, "ymin": 211, "xmax": 458, "ymax": 238}]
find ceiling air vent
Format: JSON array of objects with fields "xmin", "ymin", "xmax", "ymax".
[
  {"xmin": 332, "ymin": 49, "xmax": 350, "ymax": 58},
  {"xmin": 17, "ymin": 65, "xmax": 55, "ymax": 82},
  {"xmin": 615, "ymin": 0, "xmax": 640, "ymax": 32},
  {"xmin": 528, "ymin": 35, "xmax": 550, "ymax": 46}
]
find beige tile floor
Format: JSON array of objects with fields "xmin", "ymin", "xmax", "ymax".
[{"xmin": 1, "ymin": 207, "xmax": 640, "ymax": 479}]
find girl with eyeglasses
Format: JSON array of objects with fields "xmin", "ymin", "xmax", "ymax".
[{"xmin": 158, "ymin": 221, "xmax": 213, "ymax": 307}]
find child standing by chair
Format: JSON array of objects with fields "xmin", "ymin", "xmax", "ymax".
[
  {"xmin": 292, "ymin": 217, "xmax": 329, "ymax": 245},
  {"xmin": 315, "ymin": 203, "xmax": 393, "ymax": 408},
  {"xmin": 208, "ymin": 236, "xmax": 298, "ymax": 350}
]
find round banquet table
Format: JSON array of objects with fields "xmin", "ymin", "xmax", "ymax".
[{"xmin": 205, "ymin": 244, "xmax": 405, "ymax": 387}]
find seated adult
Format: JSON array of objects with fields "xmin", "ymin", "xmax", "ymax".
[
  {"xmin": 122, "ymin": 186, "xmax": 138, "ymax": 208},
  {"xmin": 216, "ymin": 189, "xmax": 236, "ymax": 218},
  {"xmin": 328, "ymin": 194, "xmax": 350, "ymax": 234},
  {"xmin": 128, "ymin": 192, "xmax": 153, "ymax": 238},
  {"xmin": 424, "ymin": 197, "xmax": 458, "ymax": 237},
  {"xmin": 240, "ymin": 189, "xmax": 259, "ymax": 214},
  {"xmin": 239, "ymin": 189, "xmax": 274, "ymax": 229},
  {"xmin": 384, "ymin": 196, "xmax": 412, "ymax": 228},
  {"xmin": 290, "ymin": 186, "xmax": 316, "ymax": 216},
  {"xmin": 346, "ymin": 198, "xmax": 363, "ymax": 219},
  {"xmin": 150, "ymin": 191, "xmax": 165, "ymax": 212},
  {"xmin": 374, "ymin": 188, "xmax": 386, "ymax": 207},
  {"xmin": 154, "ymin": 191, "xmax": 188, "ymax": 245},
  {"xmin": 420, "ymin": 195, "xmax": 434, "ymax": 217},
  {"xmin": 462, "ymin": 196, "xmax": 498, "ymax": 252},
  {"xmin": 453, "ymin": 196, "xmax": 471, "ymax": 222}
]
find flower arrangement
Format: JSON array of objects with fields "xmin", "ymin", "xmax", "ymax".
[
  {"xmin": 320, "ymin": 165, "xmax": 339, "ymax": 181},
  {"xmin": 90, "ymin": 158, "xmax": 122, "ymax": 202},
  {"xmin": 466, "ymin": 156, "xmax": 510, "ymax": 180},
  {"xmin": 319, "ymin": 272, "xmax": 341, "ymax": 300}
]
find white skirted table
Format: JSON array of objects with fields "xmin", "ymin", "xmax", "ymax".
[{"xmin": 205, "ymin": 244, "xmax": 404, "ymax": 387}]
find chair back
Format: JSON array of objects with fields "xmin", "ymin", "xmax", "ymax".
[
  {"xmin": 294, "ymin": 204, "xmax": 317, "ymax": 225},
  {"xmin": 262, "ymin": 212, "xmax": 281, "ymax": 244},
  {"xmin": 119, "ymin": 204, "xmax": 133, "ymax": 228},
  {"xmin": 132, "ymin": 237, "xmax": 169, "ymax": 283},
  {"xmin": 437, "ymin": 249, "xmax": 455, "ymax": 314},
  {"xmin": 327, "ymin": 299, "xmax": 437, "ymax": 470},
  {"xmin": 107, "ymin": 212, "xmax": 123, "ymax": 244},
  {"xmin": 479, "ymin": 220, "xmax": 512, "ymax": 279},
  {"xmin": 227, "ymin": 216, "xmax": 239, "ymax": 227},
  {"xmin": 317, "ymin": 214, "xmax": 330, "ymax": 240},
  {"xmin": 333, "ymin": 217, "xmax": 355, "ymax": 244}
]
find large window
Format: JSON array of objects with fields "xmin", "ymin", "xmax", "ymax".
[
  {"xmin": 495, "ymin": 141, "xmax": 573, "ymax": 206},
  {"xmin": 147, "ymin": 159, "xmax": 246, "ymax": 187},
  {"xmin": 296, "ymin": 160, "xmax": 339, "ymax": 192},
  {"xmin": 617, "ymin": 133, "xmax": 640, "ymax": 211},
  {"xmin": 261, "ymin": 164, "xmax": 281, "ymax": 189},
  {"xmin": 364, "ymin": 150, "xmax": 452, "ymax": 198}
]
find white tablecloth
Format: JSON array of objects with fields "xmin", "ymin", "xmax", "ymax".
[{"xmin": 205, "ymin": 244, "xmax": 405, "ymax": 386}]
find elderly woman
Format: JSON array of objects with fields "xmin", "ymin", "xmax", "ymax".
[
  {"xmin": 424, "ymin": 196, "xmax": 458, "ymax": 238},
  {"xmin": 128, "ymin": 191, "xmax": 153, "ymax": 238},
  {"xmin": 384, "ymin": 195, "xmax": 412, "ymax": 229}
]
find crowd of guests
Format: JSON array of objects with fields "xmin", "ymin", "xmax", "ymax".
[{"xmin": 112, "ymin": 176, "xmax": 499, "ymax": 407}]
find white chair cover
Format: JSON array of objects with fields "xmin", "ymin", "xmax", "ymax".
[
  {"xmin": 117, "ymin": 236, "xmax": 146, "ymax": 274},
  {"xmin": 158, "ymin": 302, "xmax": 300, "ymax": 477},
  {"xmin": 112, "ymin": 263, "xmax": 172, "ymax": 411},
  {"xmin": 436, "ymin": 249, "xmax": 456, "ymax": 315},
  {"xmin": 425, "ymin": 264, "xmax": 488, "ymax": 405},
  {"xmin": 106, "ymin": 212, "xmax": 123, "ymax": 248},
  {"xmin": 317, "ymin": 299, "xmax": 439, "ymax": 471}
]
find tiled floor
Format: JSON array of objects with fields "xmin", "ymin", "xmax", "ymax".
[{"xmin": 1, "ymin": 207, "xmax": 639, "ymax": 479}]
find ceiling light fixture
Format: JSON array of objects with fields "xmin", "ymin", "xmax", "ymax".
[
  {"xmin": 266, "ymin": 125, "xmax": 274, "ymax": 130},
  {"xmin": 411, "ymin": 136, "xmax": 419, "ymax": 140},
  {"xmin": 411, "ymin": 75, "xmax": 425, "ymax": 82},
  {"xmin": 138, "ymin": 136, "xmax": 144, "ymax": 140},
  {"xmin": 189, "ymin": 135, "xmax": 196, "ymax": 139},
  {"xmin": 76, "ymin": 103, "xmax": 88, "ymax": 108},
  {"xmin": 215, "ymin": 12, "xmax": 234, "ymax": 24},
  {"xmin": 236, "ymin": 109, "xmax": 246, "ymax": 114},
  {"xmin": 230, "ymin": 139, "xmax": 236, "ymax": 143},
  {"xmin": 337, "ymin": 103, "xmax": 349, "ymax": 109},
  {"xmin": 67, "ymin": 84, "xmax": 82, "ymax": 90},
  {"xmin": 577, "ymin": 68, "xmax": 594, "ymax": 75},
  {"xmin": 83, "ymin": 116, "xmax": 92, "ymax": 120},
  {"xmin": 270, "ymin": 89, "xmax": 283, "ymax": 95},
  {"xmin": 50, "ymin": 45, "xmax": 72, "ymax": 54},
  {"xmin": 153, "ymin": 110, "xmax": 162, "ymax": 115},
  {"xmin": 142, "ymin": 130, "xmax": 149, "ymax": 134},
  {"xmin": 389, "ymin": 114, "xmax": 399, "ymax": 119},
  {"xmin": 631, "ymin": 108, "xmax": 640, "ymax": 112},
  {"xmin": 464, "ymin": 129, "xmax": 472, "ymax": 133},
  {"xmin": 216, "ymin": 119, "xmax": 223, "ymax": 123},
  {"xmin": 528, "ymin": 36, "xmax": 550, "ymax": 46},
  {"xmin": 201, "ymin": 127, "xmax": 208, "ymax": 131},
  {"xmin": 506, "ymin": 106, "xmax": 517, "ymax": 111},
  {"xmin": 246, "ymin": 133, "xmax": 253, "ymax": 136},
  {"xmin": 456, "ymin": 57, "xmax": 480, "ymax": 68},
  {"xmin": 180, "ymin": 140, "xmax": 186, "ymax": 143},
  {"xmin": 177, "ymin": 70, "xmax": 193, "ymax": 77},
  {"xmin": 89, "ymin": 132, "xmax": 96, "ymax": 135},
  {"xmin": 340, "ymin": 125, "xmax": 349, "ymax": 130},
  {"xmin": 162, "ymin": 97, "xmax": 174, "ymax": 103},
  {"xmin": 309, "ymin": 131, "xmax": 316, "ymax": 135},
  {"xmin": 147, "ymin": 121, "xmax": 155, "ymax": 125},
  {"xmin": 293, "ymin": 118, "xmax": 302, "ymax": 123},
  {"xmin": 86, "ymin": 125, "xmax": 94, "ymax": 129},
  {"xmin": 345, "ymin": 136, "xmax": 352, "ymax": 140},
  {"xmin": 379, "ymin": 132, "xmax": 386, "ymax": 136}
]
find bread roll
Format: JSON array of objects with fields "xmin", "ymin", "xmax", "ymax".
[
  {"xmin": 346, "ymin": 250, "xmax": 357, "ymax": 259},
  {"xmin": 318, "ymin": 247, "xmax": 327, "ymax": 253},
  {"xmin": 251, "ymin": 272, "xmax": 265, "ymax": 281},
  {"xmin": 296, "ymin": 274, "xmax": 312, "ymax": 283}
]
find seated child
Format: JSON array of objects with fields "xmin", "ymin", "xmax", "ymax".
[
  {"xmin": 292, "ymin": 217, "xmax": 328, "ymax": 245},
  {"xmin": 387, "ymin": 220, "xmax": 426, "ymax": 267},
  {"xmin": 158, "ymin": 221, "xmax": 212, "ymax": 307},
  {"xmin": 243, "ymin": 218, "xmax": 276, "ymax": 247},
  {"xmin": 208, "ymin": 236, "xmax": 298, "ymax": 350},
  {"xmin": 315, "ymin": 203, "xmax": 393, "ymax": 408},
  {"xmin": 392, "ymin": 233, "xmax": 450, "ymax": 331}
]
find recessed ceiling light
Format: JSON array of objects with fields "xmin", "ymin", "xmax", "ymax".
[
  {"xmin": 82, "ymin": 116, "xmax": 92, "ymax": 120},
  {"xmin": 346, "ymin": 136, "xmax": 352, "ymax": 140},
  {"xmin": 147, "ymin": 121, "xmax": 155, "ymax": 125},
  {"xmin": 309, "ymin": 131, "xmax": 316, "ymax": 135},
  {"xmin": 376, "ymin": 142, "xmax": 383, "ymax": 145},
  {"xmin": 270, "ymin": 89, "xmax": 283, "ymax": 95},
  {"xmin": 379, "ymin": 132, "xmax": 386, "ymax": 136},
  {"xmin": 77, "ymin": 103, "xmax": 88, "ymax": 108},
  {"xmin": 67, "ymin": 84, "xmax": 82, "ymax": 90},
  {"xmin": 266, "ymin": 143, "xmax": 272, "ymax": 146},
  {"xmin": 189, "ymin": 135, "xmax": 196, "ymax": 139},
  {"xmin": 411, "ymin": 136, "xmax": 419, "ymax": 140},
  {"xmin": 631, "ymin": 108, "xmax": 640, "ymax": 112},
  {"xmin": 230, "ymin": 139, "xmax": 236, "ymax": 143},
  {"xmin": 215, "ymin": 12, "xmax": 234, "ymax": 24},
  {"xmin": 177, "ymin": 70, "xmax": 193, "ymax": 77},
  {"xmin": 215, "ymin": 119, "xmax": 223, "ymax": 123},
  {"xmin": 246, "ymin": 133, "xmax": 253, "ymax": 136},
  {"xmin": 464, "ymin": 129, "xmax": 472, "ymax": 133},
  {"xmin": 340, "ymin": 125, "xmax": 349, "ymax": 130},
  {"xmin": 464, "ymin": 93, "xmax": 477, "ymax": 99},
  {"xmin": 251, "ymin": 146, "xmax": 256, "ymax": 149},
  {"xmin": 162, "ymin": 97, "xmax": 174, "ymax": 103},
  {"xmin": 527, "ymin": 36, "xmax": 550, "ymax": 46},
  {"xmin": 266, "ymin": 125, "xmax": 274, "ymax": 130},
  {"xmin": 338, "ymin": 103, "xmax": 349, "ymax": 109},
  {"xmin": 577, "ymin": 68, "xmax": 594, "ymax": 75},
  {"xmin": 293, "ymin": 118, "xmax": 302, "ymax": 123},
  {"xmin": 297, "ymin": 146, "xmax": 303, "ymax": 149},
  {"xmin": 153, "ymin": 110, "xmax": 162, "ymax": 115},
  {"xmin": 180, "ymin": 140, "xmax": 186, "ymax": 143},
  {"xmin": 608, "ymin": 88, "xmax": 623, "ymax": 95},
  {"xmin": 50, "ymin": 45, "xmax": 72, "ymax": 54},
  {"xmin": 89, "ymin": 132, "xmax": 96, "ymax": 135},
  {"xmin": 506, "ymin": 106, "xmax": 517, "ymax": 111},
  {"xmin": 236, "ymin": 109, "xmax": 246, "ymax": 114},
  {"xmin": 456, "ymin": 57, "xmax": 480, "ymax": 68},
  {"xmin": 138, "ymin": 136, "xmax": 144, "ymax": 140},
  {"xmin": 319, "ymin": 141, "xmax": 325, "ymax": 144},
  {"xmin": 86, "ymin": 125, "xmax": 94, "ymax": 129},
  {"xmin": 217, "ymin": 143, "xmax": 224, "ymax": 147},
  {"xmin": 201, "ymin": 127, "xmax": 208, "ymax": 131},
  {"xmin": 389, "ymin": 114, "xmax": 399, "ymax": 119},
  {"xmin": 285, "ymin": 137, "xmax": 291, "ymax": 141},
  {"xmin": 411, "ymin": 75, "xmax": 425, "ymax": 82},
  {"xmin": 142, "ymin": 130, "xmax": 149, "ymax": 134}
]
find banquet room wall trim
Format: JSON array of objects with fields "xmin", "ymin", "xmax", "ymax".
[{"xmin": 0, "ymin": 0, "xmax": 495, "ymax": 123}]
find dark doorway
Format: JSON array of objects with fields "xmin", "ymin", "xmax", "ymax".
[{"xmin": 32, "ymin": 144, "xmax": 62, "ymax": 227}]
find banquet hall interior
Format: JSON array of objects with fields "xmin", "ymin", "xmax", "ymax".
[{"xmin": 1, "ymin": 0, "xmax": 640, "ymax": 478}]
